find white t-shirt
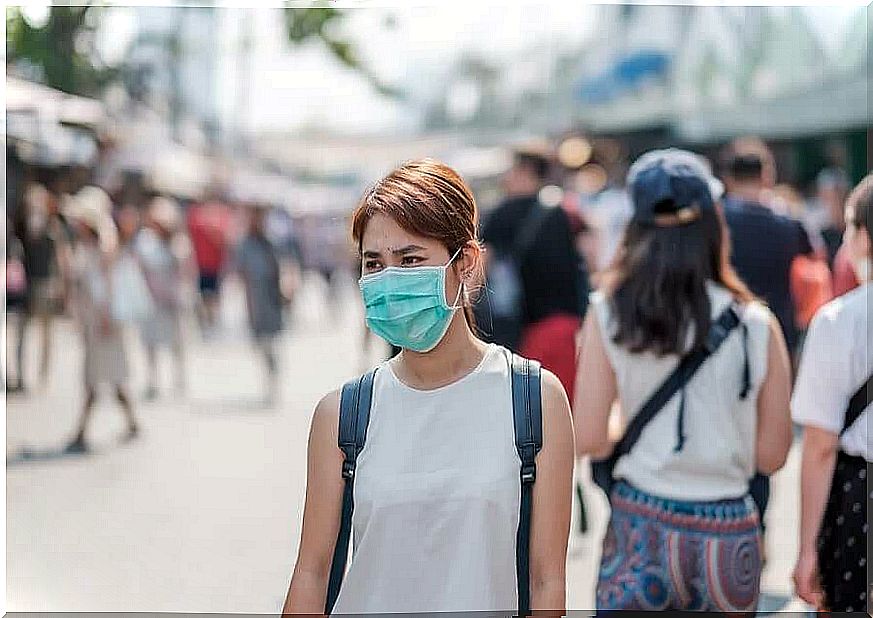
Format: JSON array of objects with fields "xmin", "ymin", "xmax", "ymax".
[
  {"xmin": 592, "ymin": 283, "xmax": 772, "ymax": 501},
  {"xmin": 792, "ymin": 284, "xmax": 871, "ymax": 461}
]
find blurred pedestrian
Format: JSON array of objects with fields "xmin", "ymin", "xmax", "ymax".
[
  {"xmin": 721, "ymin": 143, "xmax": 817, "ymax": 539},
  {"xmin": 264, "ymin": 205, "xmax": 304, "ymax": 324},
  {"xmin": 809, "ymin": 167, "xmax": 851, "ymax": 267},
  {"xmin": 792, "ymin": 174, "xmax": 872, "ymax": 614},
  {"xmin": 721, "ymin": 142, "xmax": 813, "ymax": 355},
  {"xmin": 283, "ymin": 159, "xmax": 573, "ymax": 615},
  {"xmin": 63, "ymin": 186, "xmax": 138, "ymax": 453},
  {"xmin": 110, "ymin": 204, "xmax": 154, "ymax": 326},
  {"xmin": 135, "ymin": 196, "xmax": 186, "ymax": 400},
  {"xmin": 187, "ymin": 195, "xmax": 232, "ymax": 336},
  {"xmin": 235, "ymin": 204, "xmax": 285, "ymax": 406},
  {"xmin": 574, "ymin": 149, "xmax": 793, "ymax": 612},
  {"xmin": 479, "ymin": 147, "xmax": 584, "ymax": 403},
  {"xmin": 12, "ymin": 179, "xmax": 68, "ymax": 390},
  {"xmin": 575, "ymin": 161, "xmax": 633, "ymax": 274}
]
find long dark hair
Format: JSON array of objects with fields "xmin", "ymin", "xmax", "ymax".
[{"xmin": 605, "ymin": 204, "xmax": 753, "ymax": 356}]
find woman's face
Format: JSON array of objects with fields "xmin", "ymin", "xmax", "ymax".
[
  {"xmin": 360, "ymin": 213, "xmax": 466, "ymax": 302},
  {"xmin": 844, "ymin": 204, "xmax": 870, "ymax": 265}
]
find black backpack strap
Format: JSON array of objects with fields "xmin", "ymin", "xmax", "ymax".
[
  {"xmin": 324, "ymin": 368, "xmax": 377, "ymax": 615},
  {"xmin": 842, "ymin": 373, "xmax": 873, "ymax": 436},
  {"xmin": 510, "ymin": 353, "xmax": 542, "ymax": 617}
]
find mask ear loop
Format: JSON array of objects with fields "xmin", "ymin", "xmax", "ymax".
[{"xmin": 444, "ymin": 247, "xmax": 467, "ymax": 310}]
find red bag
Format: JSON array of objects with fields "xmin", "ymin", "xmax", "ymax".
[{"xmin": 790, "ymin": 254, "xmax": 833, "ymax": 328}]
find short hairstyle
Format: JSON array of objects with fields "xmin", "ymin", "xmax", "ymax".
[{"xmin": 727, "ymin": 153, "xmax": 764, "ymax": 182}]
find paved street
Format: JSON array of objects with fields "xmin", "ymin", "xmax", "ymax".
[{"xmin": 7, "ymin": 274, "xmax": 807, "ymax": 613}]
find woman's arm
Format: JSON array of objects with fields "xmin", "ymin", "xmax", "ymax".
[
  {"xmin": 573, "ymin": 310, "xmax": 618, "ymax": 459},
  {"xmin": 282, "ymin": 390, "xmax": 344, "ymax": 615},
  {"xmin": 792, "ymin": 425, "xmax": 839, "ymax": 608},
  {"xmin": 530, "ymin": 370, "xmax": 575, "ymax": 613},
  {"xmin": 754, "ymin": 316, "xmax": 793, "ymax": 474}
]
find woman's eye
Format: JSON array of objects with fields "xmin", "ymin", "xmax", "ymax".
[
  {"xmin": 364, "ymin": 260, "xmax": 382, "ymax": 271},
  {"xmin": 401, "ymin": 256, "xmax": 423, "ymax": 266}
]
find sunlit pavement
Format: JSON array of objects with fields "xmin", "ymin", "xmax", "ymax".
[{"xmin": 7, "ymin": 274, "xmax": 808, "ymax": 613}]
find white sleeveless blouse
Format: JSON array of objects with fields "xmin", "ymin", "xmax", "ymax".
[
  {"xmin": 591, "ymin": 282, "xmax": 772, "ymax": 501},
  {"xmin": 331, "ymin": 343, "xmax": 521, "ymax": 614}
]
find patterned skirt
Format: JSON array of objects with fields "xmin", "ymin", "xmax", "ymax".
[
  {"xmin": 597, "ymin": 481, "xmax": 762, "ymax": 613},
  {"xmin": 817, "ymin": 450, "xmax": 870, "ymax": 613}
]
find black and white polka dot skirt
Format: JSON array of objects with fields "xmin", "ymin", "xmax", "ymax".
[{"xmin": 817, "ymin": 450, "xmax": 871, "ymax": 613}]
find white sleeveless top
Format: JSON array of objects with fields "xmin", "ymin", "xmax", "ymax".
[
  {"xmin": 331, "ymin": 343, "xmax": 521, "ymax": 615},
  {"xmin": 591, "ymin": 282, "xmax": 772, "ymax": 501}
]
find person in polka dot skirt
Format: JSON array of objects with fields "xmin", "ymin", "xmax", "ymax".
[{"xmin": 792, "ymin": 174, "xmax": 873, "ymax": 614}]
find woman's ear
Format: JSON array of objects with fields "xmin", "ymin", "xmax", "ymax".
[{"xmin": 459, "ymin": 240, "xmax": 483, "ymax": 280}]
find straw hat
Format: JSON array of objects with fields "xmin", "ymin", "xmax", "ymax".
[{"xmin": 64, "ymin": 186, "xmax": 118, "ymax": 252}]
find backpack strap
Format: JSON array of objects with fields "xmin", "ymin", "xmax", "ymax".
[
  {"xmin": 842, "ymin": 373, "xmax": 873, "ymax": 436},
  {"xmin": 510, "ymin": 354, "xmax": 543, "ymax": 617},
  {"xmin": 324, "ymin": 368, "xmax": 377, "ymax": 615}
]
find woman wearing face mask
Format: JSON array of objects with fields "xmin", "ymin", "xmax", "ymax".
[
  {"xmin": 792, "ymin": 175, "xmax": 872, "ymax": 614},
  {"xmin": 574, "ymin": 150, "xmax": 793, "ymax": 612},
  {"xmin": 282, "ymin": 159, "xmax": 574, "ymax": 615}
]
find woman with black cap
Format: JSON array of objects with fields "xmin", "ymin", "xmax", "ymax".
[{"xmin": 574, "ymin": 149, "xmax": 793, "ymax": 612}]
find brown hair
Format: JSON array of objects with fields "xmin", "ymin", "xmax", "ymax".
[
  {"xmin": 846, "ymin": 174, "xmax": 873, "ymax": 249},
  {"xmin": 351, "ymin": 158, "xmax": 485, "ymax": 327}
]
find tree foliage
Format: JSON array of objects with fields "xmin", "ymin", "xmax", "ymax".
[
  {"xmin": 6, "ymin": 4, "xmax": 400, "ymax": 100},
  {"xmin": 283, "ymin": 5, "xmax": 402, "ymax": 98},
  {"xmin": 6, "ymin": 5, "xmax": 115, "ymax": 96}
]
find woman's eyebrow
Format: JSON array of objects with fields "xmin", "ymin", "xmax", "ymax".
[{"xmin": 391, "ymin": 245, "xmax": 427, "ymax": 256}]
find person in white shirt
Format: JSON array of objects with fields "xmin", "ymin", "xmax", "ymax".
[
  {"xmin": 792, "ymin": 174, "xmax": 872, "ymax": 613},
  {"xmin": 575, "ymin": 149, "xmax": 793, "ymax": 612}
]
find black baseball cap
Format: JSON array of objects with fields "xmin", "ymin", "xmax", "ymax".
[{"xmin": 627, "ymin": 148, "xmax": 724, "ymax": 227}]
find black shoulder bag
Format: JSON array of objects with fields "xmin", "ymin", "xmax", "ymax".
[
  {"xmin": 591, "ymin": 305, "xmax": 743, "ymax": 499},
  {"xmin": 324, "ymin": 354, "xmax": 543, "ymax": 616}
]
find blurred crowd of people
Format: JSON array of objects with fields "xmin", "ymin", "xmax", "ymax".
[
  {"xmin": 7, "ymin": 133, "xmax": 869, "ymax": 613},
  {"xmin": 5, "ymin": 161, "xmax": 323, "ymax": 449},
  {"xmin": 470, "ymin": 139, "xmax": 869, "ymax": 613},
  {"xmin": 479, "ymin": 137, "xmax": 859, "ymax": 370},
  {"xmin": 282, "ymin": 145, "xmax": 870, "ymax": 614}
]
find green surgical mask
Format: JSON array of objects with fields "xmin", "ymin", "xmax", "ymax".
[{"xmin": 359, "ymin": 249, "xmax": 463, "ymax": 353}]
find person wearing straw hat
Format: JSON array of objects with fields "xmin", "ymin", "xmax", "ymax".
[
  {"xmin": 135, "ymin": 195, "xmax": 187, "ymax": 400},
  {"xmin": 63, "ymin": 186, "xmax": 139, "ymax": 453}
]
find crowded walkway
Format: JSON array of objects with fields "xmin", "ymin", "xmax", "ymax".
[{"xmin": 7, "ymin": 271, "xmax": 809, "ymax": 613}]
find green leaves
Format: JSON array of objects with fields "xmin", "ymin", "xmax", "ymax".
[
  {"xmin": 6, "ymin": 5, "xmax": 113, "ymax": 97},
  {"xmin": 283, "ymin": 5, "xmax": 403, "ymax": 99}
]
